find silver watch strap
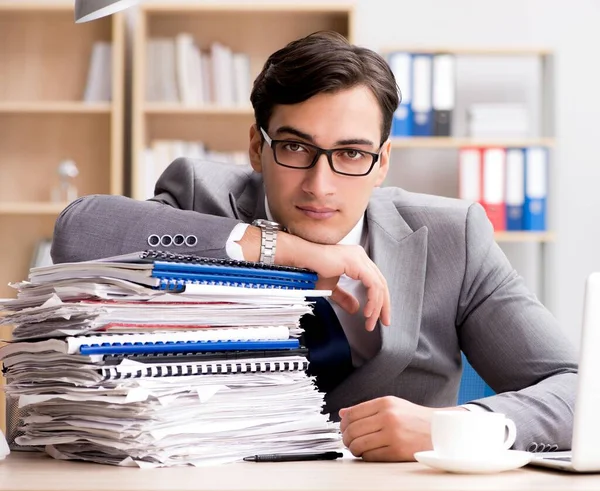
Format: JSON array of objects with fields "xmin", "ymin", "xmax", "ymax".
[{"xmin": 259, "ymin": 227, "xmax": 278, "ymax": 265}]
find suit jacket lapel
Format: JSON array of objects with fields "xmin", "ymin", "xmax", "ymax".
[
  {"xmin": 325, "ymin": 195, "xmax": 428, "ymax": 412},
  {"xmin": 229, "ymin": 173, "xmax": 266, "ymax": 223}
]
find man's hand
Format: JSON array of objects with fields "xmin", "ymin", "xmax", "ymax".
[
  {"xmin": 238, "ymin": 226, "xmax": 391, "ymax": 331},
  {"xmin": 282, "ymin": 235, "xmax": 391, "ymax": 332},
  {"xmin": 339, "ymin": 397, "xmax": 467, "ymax": 462}
]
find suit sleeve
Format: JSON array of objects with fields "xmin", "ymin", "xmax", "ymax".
[
  {"xmin": 51, "ymin": 159, "xmax": 242, "ymax": 263},
  {"xmin": 456, "ymin": 202, "xmax": 577, "ymax": 450}
]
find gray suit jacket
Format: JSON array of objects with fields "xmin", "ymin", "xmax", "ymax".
[{"xmin": 52, "ymin": 158, "xmax": 578, "ymax": 451}]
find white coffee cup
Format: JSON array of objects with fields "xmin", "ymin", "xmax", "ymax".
[{"xmin": 431, "ymin": 411, "xmax": 516, "ymax": 459}]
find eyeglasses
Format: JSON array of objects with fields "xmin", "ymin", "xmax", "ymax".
[{"xmin": 259, "ymin": 127, "xmax": 382, "ymax": 177}]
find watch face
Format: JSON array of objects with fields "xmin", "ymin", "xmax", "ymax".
[{"xmin": 253, "ymin": 219, "xmax": 285, "ymax": 231}]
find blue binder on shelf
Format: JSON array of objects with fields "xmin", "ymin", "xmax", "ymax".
[
  {"xmin": 410, "ymin": 54, "xmax": 433, "ymax": 136},
  {"xmin": 524, "ymin": 147, "xmax": 548, "ymax": 231},
  {"xmin": 505, "ymin": 148, "xmax": 526, "ymax": 231},
  {"xmin": 388, "ymin": 52, "xmax": 413, "ymax": 137}
]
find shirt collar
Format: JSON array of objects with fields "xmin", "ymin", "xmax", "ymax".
[{"xmin": 265, "ymin": 197, "xmax": 366, "ymax": 247}]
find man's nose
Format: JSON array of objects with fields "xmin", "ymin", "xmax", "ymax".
[{"xmin": 302, "ymin": 153, "xmax": 337, "ymax": 196}]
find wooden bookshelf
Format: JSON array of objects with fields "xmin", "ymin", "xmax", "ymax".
[
  {"xmin": 0, "ymin": 202, "xmax": 70, "ymax": 215},
  {"xmin": 0, "ymin": 3, "xmax": 125, "ymax": 296},
  {"xmin": 0, "ymin": 102, "xmax": 113, "ymax": 114},
  {"xmin": 0, "ymin": 0, "xmax": 125, "ymax": 436},
  {"xmin": 144, "ymin": 103, "xmax": 254, "ymax": 116},
  {"xmin": 381, "ymin": 47, "xmax": 553, "ymax": 57},
  {"xmin": 382, "ymin": 47, "xmax": 556, "ymax": 295},
  {"xmin": 494, "ymin": 232, "xmax": 555, "ymax": 243},
  {"xmin": 131, "ymin": 2, "xmax": 355, "ymax": 200},
  {"xmin": 391, "ymin": 137, "xmax": 555, "ymax": 149}
]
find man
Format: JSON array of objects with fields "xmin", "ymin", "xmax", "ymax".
[{"xmin": 51, "ymin": 31, "xmax": 577, "ymax": 462}]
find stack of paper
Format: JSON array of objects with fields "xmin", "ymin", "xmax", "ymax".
[{"xmin": 0, "ymin": 253, "xmax": 341, "ymax": 467}]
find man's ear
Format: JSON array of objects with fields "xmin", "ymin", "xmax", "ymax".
[
  {"xmin": 374, "ymin": 139, "xmax": 391, "ymax": 187},
  {"xmin": 249, "ymin": 124, "xmax": 263, "ymax": 173}
]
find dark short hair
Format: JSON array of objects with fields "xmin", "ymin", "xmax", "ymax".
[{"xmin": 251, "ymin": 31, "xmax": 400, "ymax": 146}]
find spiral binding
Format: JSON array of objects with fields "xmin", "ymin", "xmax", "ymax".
[
  {"xmin": 140, "ymin": 250, "xmax": 316, "ymax": 275},
  {"xmin": 157, "ymin": 278, "xmax": 297, "ymax": 291},
  {"xmin": 99, "ymin": 359, "xmax": 309, "ymax": 379}
]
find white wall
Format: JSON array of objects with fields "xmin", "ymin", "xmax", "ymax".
[{"xmin": 137, "ymin": 0, "xmax": 600, "ymax": 346}]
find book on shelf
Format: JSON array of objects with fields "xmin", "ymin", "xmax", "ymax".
[
  {"xmin": 146, "ymin": 35, "xmax": 251, "ymax": 107},
  {"xmin": 459, "ymin": 146, "xmax": 548, "ymax": 232},
  {"xmin": 143, "ymin": 140, "xmax": 251, "ymax": 199},
  {"xmin": 83, "ymin": 41, "xmax": 112, "ymax": 103},
  {"xmin": 388, "ymin": 51, "xmax": 455, "ymax": 137}
]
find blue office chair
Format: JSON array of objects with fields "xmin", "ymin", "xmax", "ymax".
[{"xmin": 457, "ymin": 353, "xmax": 495, "ymax": 405}]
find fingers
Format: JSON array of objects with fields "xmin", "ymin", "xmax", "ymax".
[
  {"xmin": 346, "ymin": 431, "xmax": 389, "ymax": 458},
  {"xmin": 356, "ymin": 260, "xmax": 390, "ymax": 331},
  {"xmin": 382, "ymin": 283, "xmax": 391, "ymax": 326},
  {"xmin": 341, "ymin": 414, "xmax": 383, "ymax": 448},
  {"xmin": 330, "ymin": 286, "xmax": 360, "ymax": 315},
  {"xmin": 340, "ymin": 405, "xmax": 386, "ymax": 458},
  {"xmin": 339, "ymin": 399, "xmax": 380, "ymax": 431},
  {"xmin": 311, "ymin": 245, "xmax": 392, "ymax": 331}
]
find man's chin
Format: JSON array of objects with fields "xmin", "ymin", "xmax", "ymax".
[{"xmin": 287, "ymin": 226, "xmax": 343, "ymax": 246}]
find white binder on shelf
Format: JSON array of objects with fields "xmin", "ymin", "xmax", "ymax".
[
  {"xmin": 432, "ymin": 54, "xmax": 455, "ymax": 136},
  {"xmin": 459, "ymin": 148, "xmax": 481, "ymax": 202},
  {"xmin": 410, "ymin": 54, "xmax": 433, "ymax": 136}
]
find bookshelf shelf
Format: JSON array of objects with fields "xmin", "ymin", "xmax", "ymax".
[
  {"xmin": 132, "ymin": 2, "xmax": 354, "ymax": 200},
  {"xmin": 0, "ymin": 202, "xmax": 70, "ymax": 215},
  {"xmin": 142, "ymin": 3, "xmax": 355, "ymax": 14},
  {"xmin": 0, "ymin": 102, "xmax": 112, "ymax": 114},
  {"xmin": 0, "ymin": 6, "xmax": 125, "ymax": 299},
  {"xmin": 494, "ymin": 232, "xmax": 556, "ymax": 243},
  {"xmin": 381, "ymin": 47, "xmax": 552, "ymax": 57},
  {"xmin": 0, "ymin": 2, "xmax": 72, "ymax": 12},
  {"xmin": 144, "ymin": 104, "xmax": 254, "ymax": 116},
  {"xmin": 390, "ymin": 137, "xmax": 556, "ymax": 149}
]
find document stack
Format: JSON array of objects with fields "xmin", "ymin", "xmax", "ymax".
[{"xmin": 0, "ymin": 251, "xmax": 341, "ymax": 467}]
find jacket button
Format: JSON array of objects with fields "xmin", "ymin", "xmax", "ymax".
[
  {"xmin": 147, "ymin": 234, "xmax": 160, "ymax": 247},
  {"xmin": 185, "ymin": 235, "xmax": 198, "ymax": 247}
]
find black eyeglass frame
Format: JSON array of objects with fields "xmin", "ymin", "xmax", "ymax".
[{"xmin": 259, "ymin": 127, "xmax": 383, "ymax": 177}]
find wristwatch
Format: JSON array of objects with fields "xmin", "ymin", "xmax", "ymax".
[{"xmin": 252, "ymin": 219, "xmax": 285, "ymax": 265}]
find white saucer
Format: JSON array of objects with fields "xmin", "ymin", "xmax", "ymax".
[{"xmin": 414, "ymin": 450, "xmax": 533, "ymax": 474}]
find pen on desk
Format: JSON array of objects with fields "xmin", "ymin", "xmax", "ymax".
[{"xmin": 243, "ymin": 451, "xmax": 343, "ymax": 462}]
